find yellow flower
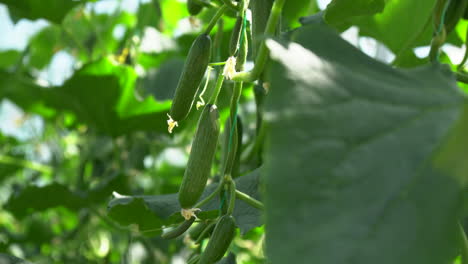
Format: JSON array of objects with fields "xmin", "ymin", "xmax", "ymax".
[
  {"xmin": 223, "ymin": 56, "xmax": 237, "ymax": 80},
  {"xmin": 167, "ymin": 114, "xmax": 178, "ymax": 133}
]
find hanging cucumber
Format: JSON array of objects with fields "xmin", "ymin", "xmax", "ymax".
[
  {"xmin": 199, "ymin": 215, "xmax": 237, "ymax": 264},
  {"xmin": 161, "ymin": 217, "xmax": 196, "ymax": 239},
  {"xmin": 168, "ymin": 34, "xmax": 212, "ymax": 133},
  {"xmin": 178, "ymin": 104, "xmax": 220, "ymax": 216}
]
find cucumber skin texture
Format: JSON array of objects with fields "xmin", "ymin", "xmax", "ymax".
[
  {"xmin": 178, "ymin": 104, "xmax": 220, "ymax": 209},
  {"xmin": 170, "ymin": 34, "xmax": 211, "ymax": 122},
  {"xmin": 199, "ymin": 215, "xmax": 237, "ymax": 264},
  {"xmin": 161, "ymin": 217, "xmax": 195, "ymax": 239},
  {"xmin": 187, "ymin": 0, "xmax": 203, "ymax": 16}
]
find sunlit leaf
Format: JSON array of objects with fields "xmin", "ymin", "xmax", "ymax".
[
  {"xmin": 264, "ymin": 22, "xmax": 467, "ymax": 264},
  {"xmin": 0, "ymin": 0, "xmax": 85, "ymax": 24}
]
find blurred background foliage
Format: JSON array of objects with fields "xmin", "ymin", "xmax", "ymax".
[{"xmin": 1, "ymin": 0, "xmax": 468, "ymax": 263}]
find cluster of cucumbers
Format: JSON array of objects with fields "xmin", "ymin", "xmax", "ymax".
[{"xmin": 161, "ymin": 0, "xmax": 272, "ymax": 263}]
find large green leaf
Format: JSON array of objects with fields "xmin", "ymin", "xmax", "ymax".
[
  {"xmin": 324, "ymin": 0, "xmax": 386, "ymax": 25},
  {"xmin": 0, "ymin": 50, "xmax": 21, "ymax": 70},
  {"xmin": 264, "ymin": 23, "xmax": 467, "ymax": 264},
  {"xmin": 27, "ymin": 25, "xmax": 62, "ymax": 69},
  {"xmin": 326, "ymin": 0, "xmax": 436, "ymax": 58},
  {"xmin": 108, "ymin": 169, "xmax": 262, "ymax": 236},
  {"xmin": 5, "ymin": 183, "xmax": 87, "ymax": 219},
  {"xmin": 0, "ymin": 0, "xmax": 84, "ymax": 24},
  {"xmin": 0, "ymin": 254, "xmax": 32, "ymax": 264}
]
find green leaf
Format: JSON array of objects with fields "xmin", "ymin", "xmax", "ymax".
[
  {"xmin": 5, "ymin": 183, "xmax": 87, "ymax": 219},
  {"xmin": 43, "ymin": 58, "xmax": 170, "ymax": 136},
  {"xmin": 0, "ymin": 135, "xmax": 23, "ymax": 182},
  {"xmin": 326, "ymin": 0, "xmax": 436, "ymax": 59},
  {"xmin": 0, "ymin": 0, "xmax": 84, "ymax": 24},
  {"xmin": 324, "ymin": 0, "xmax": 386, "ymax": 25},
  {"xmin": 159, "ymin": 0, "xmax": 189, "ymax": 34},
  {"xmin": 0, "ymin": 70, "xmax": 55, "ymax": 117},
  {"xmin": 136, "ymin": 1, "xmax": 163, "ymax": 32},
  {"xmin": 283, "ymin": 0, "xmax": 315, "ymax": 27},
  {"xmin": 108, "ymin": 169, "xmax": 262, "ymax": 236},
  {"xmin": 0, "ymin": 153, "xmax": 24, "ymax": 183},
  {"xmin": 141, "ymin": 58, "xmax": 184, "ymax": 101},
  {"xmin": 0, "ymin": 50, "xmax": 21, "ymax": 70},
  {"xmin": 0, "ymin": 254, "xmax": 32, "ymax": 264},
  {"xmin": 28, "ymin": 25, "xmax": 62, "ymax": 69},
  {"xmin": 264, "ymin": 23, "xmax": 467, "ymax": 264}
]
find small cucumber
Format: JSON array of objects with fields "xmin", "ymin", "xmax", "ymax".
[
  {"xmin": 170, "ymin": 34, "xmax": 212, "ymax": 124},
  {"xmin": 199, "ymin": 215, "xmax": 237, "ymax": 264},
  {"xmin": 188, "ymin": 0, "xmax": 204, "ymax": 16},
  {"xmin": 178, "ymin": 104, "xmax": 220, "ymax": 209},
  {"xmin": 161, "ymin": 217, "xmax": 196, "ymax": 239}
]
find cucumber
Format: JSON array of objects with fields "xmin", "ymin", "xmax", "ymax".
[
  {"xmin": 169, "ymin": 34, "xmax": 212, "ymax": 125},
  {"xmin": 199, "ymin": 215, "xmax": 237, "ymax": 264},
  {"xmin": 188, "ymin": 0, "xmax": 204, "ymax": 16},
  {"xmin": 161, "ymin": 217, "xmax": 196, "ymax": 239},
  {"xmin": 178, "ymin": 104, "xmax": 220, "ymax": 209}
]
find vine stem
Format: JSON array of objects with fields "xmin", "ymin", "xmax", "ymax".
[
  {"xmin": 227, "ymin": 179, "xmax": 236, "ymax": 215},
  {"xmin": 209, "ymin": 61, "xmax": 227, "ymax": 66},
  {"xmin": 458, "ymin": 25, "xmax": 468, "ymax": 70},
  {"xmin": 0, "ymin": 155, "xmax": 53, "ymax": 175},
  {"xmin": 204, "ymin": 4, "xmax": 228, "ymax": 35},
  {"xmin": 456, "ymin": 72, "xmax": 468, "ymax": 83},
  {"xmin": 459, "ymin": 222, "xmax": 468, "ymax": 264},
  {"xmin": 208, "ymin": 70, "xmax": 225, "ymax": 105},
  {"xmin": 220, "ymin": 0, "xmax": 238, "ymax": 10},
  {"xmin": 430, "ymin": 0, "xmax": 451, "ymax": 62},
  {"xmin": 232, "ymin": 0, "xmax": 286, "ymax": 82},
  {"xmin": 194, "ymin": 180, "xmax": 224, "ymax": 208},
  {"xmin": 235, "ymin": 190, "xmax": 264, "ymax": 210}
]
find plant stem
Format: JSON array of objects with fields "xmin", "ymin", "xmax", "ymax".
[
  {"xmin": 227, "ymin": 179, "xmax": 236, "ymax": 215},
  {"xmin": 0, "ymin": 155, "xmax": 53, "ymax": 175},
  {"xmin": 458, "ymin": 26, "xmax": 468, "ymax": 70},
  {"xmin": 220, "ymin": 0, "xmax": 238, "ymax": 10},
  {"xmin": 232, "ymin": 0, "xmax": 285, "ymax": 82},
  {"xmin": 459, "ymin": 222, "xmax": 468, "ymax": 264},
  {"xmin": 208, "ymin": 70, "xmax": 225, "ymax": 105},
  {"xmin": 456, "ymin": 72, "xmax": 468, "ymax": 83},
  {"xmin": 194, "ymin": 181, "xmax": 224, "ymax": 208},
  {"xmin": 235, "ymin": 190, "xmax": 264, "ymax": 210},
  {"xmin": 209, "ymin": 61, "xmax": 227, "ymax": 66},
  {"xmin": 194, "ymin": 221, "xmax": 216, "ymax": 244},
  {"xmin": 204, "ymin": 5, "xmax": 228, "ymax": 35}
]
